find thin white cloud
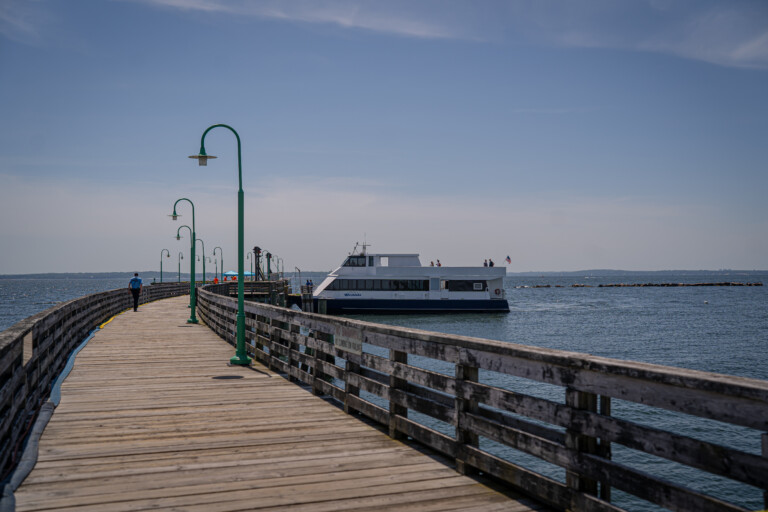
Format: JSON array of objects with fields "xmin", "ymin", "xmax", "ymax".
[
  {"xmin": 130, "ymin": 0, "xmax": 768, "ymax": 68},
  {"xmin": 10, "ymin": 1, "xmax": 766, "ymax": 68},
  {"xmin": 513, "ymin": 0, "xmax": 768, "ymax": 69},
  {"xmin": 0, "ymin": 2, "xmax": 48, "ymax": 45},
  {"xmin": 128, "ymin": 0, "xmax": 470, "ymax": 40},
  {"xmin": 636, "ymin": 5, "xmax": 768, "ymax": 69}
]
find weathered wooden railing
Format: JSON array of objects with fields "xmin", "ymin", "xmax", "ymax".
[
  {"xmin": 198, "ymin": 285, "xmax": 768, "ymax": 512},
  {"xmin": 0, "ymin": 283, "xmax": 189, "ymax": 477}
]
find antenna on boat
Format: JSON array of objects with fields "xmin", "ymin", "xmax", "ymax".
[{"xmin": 350, "ymin": 239, "xmax": 371, "ymax": 256}]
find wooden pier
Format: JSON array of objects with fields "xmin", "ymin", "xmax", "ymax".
[
  {"xmin": 3, "ymin": 282, "xmax": 768, "ymax": 512},
  {"xmin": 11, "ymin": 296, "xmax": 543, "ymax": 511}
]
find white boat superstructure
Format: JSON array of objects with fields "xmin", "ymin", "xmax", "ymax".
[{"xmin": 313, "ymin": 252, "xmax": 508, "ymax": 314}]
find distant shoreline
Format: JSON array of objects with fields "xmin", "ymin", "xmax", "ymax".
[{"xmin": 1, "ymin": 270, "xmax": 766, "ymax": 280}]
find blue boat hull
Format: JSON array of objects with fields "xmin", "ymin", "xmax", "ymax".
[{"xmin": 315, "ymin": 298, "xmax": 509, "ymax": 314}]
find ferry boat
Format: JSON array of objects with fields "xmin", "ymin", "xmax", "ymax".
[{"xmin": 313, "ymin": 248, "xmax": 509, "ymax": 314}]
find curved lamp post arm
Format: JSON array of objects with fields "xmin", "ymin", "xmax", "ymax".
[
  {"xmin": 171, "ymin": 198, "xmax": 196, "ymax": 233},
  {"xmin": 176, "ymin": 225, "xmax": 192, "ymax": 240},
  {"xmin": 213, "ymin": 246, "xmax": 223, "ymax": 282},
  {"xmin": 160, "ymin": 248, "xmax": 170, "ymax": 283},
  {"xmin": 192, "ymin": 124, "xmax": 242, "ymax": 190},
  {"xmin": 196, "ymin": 238, "xmax": 206, "ymax": 282}
]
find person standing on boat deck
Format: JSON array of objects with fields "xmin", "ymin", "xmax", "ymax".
[
  {"xmin": 430, "ymin": 261, "xmax": 435, "ymax": 266},
  {"xmin": 128, "ymin": 273, "xmax": 142, "ymax": 312},
  {"xmin": 437, "ymin": 260, "xmax": 442, "ymax": 267},
  {"xmin": 488, "ymin": 259, "xmax": 494, "ymax": 267},
  {"xmin": 484, "ymin": 259, "xmax": 488, "ymax": 267}
]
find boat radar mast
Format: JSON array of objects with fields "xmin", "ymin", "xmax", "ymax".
[{"xmin": 350, "ymin": 241, "xmax": 371, "ymax": 256}]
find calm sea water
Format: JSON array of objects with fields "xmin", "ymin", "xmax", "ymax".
[
  {"xmin": 0, "ymin": 278, "xmax": 129, "ymax": 331},
  {"xmin": 2, "ymin": 272, "xmax": 766, "ymax": 511}
]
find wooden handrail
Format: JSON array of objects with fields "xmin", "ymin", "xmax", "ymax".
[
  {"xmin": 0, "ymin": 283, "xmax": 189, "ymax": 478},
  {"xmin": 197, "ymin": 287, "xmax": 768, "ymax": 512}
]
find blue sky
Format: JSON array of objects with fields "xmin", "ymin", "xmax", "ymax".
[{"xmin": 1, "ymin": 0, "xmax": 766, "ymax": 273}]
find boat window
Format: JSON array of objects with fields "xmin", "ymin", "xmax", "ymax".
[
  {"xmin": 368, "ymin": 256, "xmax": 374, "ymax": 267},
  {"xmin": 330, "ymin": 279, "xmax": 431, "ymax": 291},
  {"xmin": 445, "ymin": 280, "xmax": 487, "ymax": 292},
  {"xmin": 430, "ymin": 278, "xmax": 440, "ymax": 291},
  {"xmin": 343, "ymin": 256, "xmax": 366, "ymax": 267},
  {"xmin": 380, "ymin": 257, "xmax": 388, "ymax": 267}
]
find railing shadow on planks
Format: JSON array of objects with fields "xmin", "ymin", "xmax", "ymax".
[
  {"xmin": 0, "ymin": 282, "xmax": 190, "ymax": 480},
  {"xmin": 198, "ymin": 283, "xmax": 768, "ymax": 512}
]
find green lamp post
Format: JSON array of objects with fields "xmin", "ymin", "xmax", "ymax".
[
  {"xmin": 171, "ymin": 198, "xmax": 198, "ymax": 323},
  {"xmin": 178, "ymin": 252, "xmax": 183, "ymax": 282},
  {"xmin": 196, "ymin": 238, "xmax": 206, "ymax": 282},
  {"xmin": 213, "ymin": 246, "xmax": 223, "ymax": 283},
  {"xmin": 190, "ymin": 124, "xmax": 250, "ymax": 365},
  {"xmin": 160, "ymin": 248, "xmax": 170, "ymax": 283},
  {"xmin": 175, "ymin": 224, "xmax": 198, "ymax": 324}
]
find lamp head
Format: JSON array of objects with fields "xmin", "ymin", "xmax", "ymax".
[
  {"xmin": 170, "ymin": 211, "xmax": 179, "ymax": 221},
  {"xmin": 176, "ymin": 234, "xmax": 181, "ymax": 241},
  {"xmin": 189, "ymin": 147, "xmax": 217, "ymax": 167}
]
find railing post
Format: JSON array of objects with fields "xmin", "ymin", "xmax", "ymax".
[
  {"xmin": 310, "ymin": 331, "xmax": 321, "ymax": 396},
  {"xmin": 253, "ymin": 314, "xmax": 264, "ymax": 357},
  {"xmin": 566, "ymin": 388, "xmax": 599, "ymax": 504},
  {"xmin": 344, "ymin": 354, "xmax": 360, "ymax": 415},
  {"xmin": 389, "ymin": 349, "xmax": 408, "ymax": 439},
  {"xmin": 455, "ymin": 348, "xmax": 479, "ymax": 475},
  {"xmin": 287, "ymin": 321, "xmax": 299, "ymax": 383},
  {"xmin": 267, "ymin": 317, "xmax": 277, "ymax": 372},
  {"xmin": 763, "ymin": 433, "xmax": 767, "ymax": 510},
  {"xmin": 599, "ymin": 395, "xmax": 612, "ymax": 502}
]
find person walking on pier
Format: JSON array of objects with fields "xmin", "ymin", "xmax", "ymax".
[{"xmin": 129, "ymin": 273, "xmax": 142, "ymax": 312}]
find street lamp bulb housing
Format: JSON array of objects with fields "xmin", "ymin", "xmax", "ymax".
[
  {"xmin": 189, "ymin": 154, "xmax": 217, "ymax": 166},
  {"xmin": 176, "ymin": 235, "xmax": 181, "ymax": 240},
  {"xmin": 170, "ymin": 213, "xmax": 179, "ymax": 220}
]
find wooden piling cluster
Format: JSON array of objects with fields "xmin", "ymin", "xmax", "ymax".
[
  {"xmin": 197, "ymin": 285, "xmax": 768, "ymax": 512},
  {"xmin": 0, "ymin": 283, "xmax": 189, "ymax": 478}
]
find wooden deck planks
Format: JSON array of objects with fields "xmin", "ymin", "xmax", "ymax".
[{"xmin": 14, "ymin": 296, "xmax": 545, "ymax": 511}]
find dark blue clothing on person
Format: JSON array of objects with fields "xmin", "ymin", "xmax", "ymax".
[{"xmin": 129, "ymin": 274, "xmax": 142, "ymax": 311}]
